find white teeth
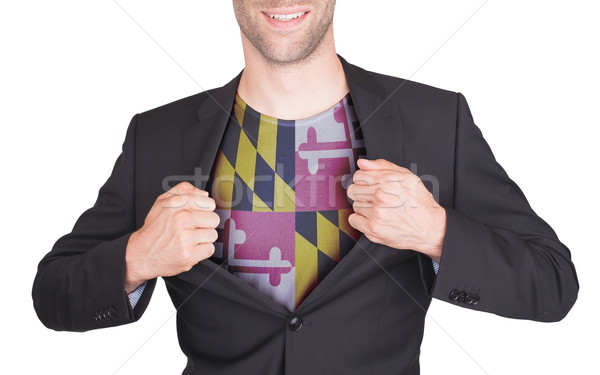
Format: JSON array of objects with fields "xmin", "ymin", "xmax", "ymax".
[{"xmin": 266, "ymin": 11, "xmax": 306, "ymax": 21}]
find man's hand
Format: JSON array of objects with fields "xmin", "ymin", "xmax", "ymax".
[
  {"xmin": 346, "ymin": 159, "xmax": 446, "ymax": 263},
  {"xmin": 124, "ymin": 181, "xmax": 220, "ymax": 293}
]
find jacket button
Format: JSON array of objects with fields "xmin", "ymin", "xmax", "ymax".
[
  {"xmin": 288, "ymin": 316, "xmax": 303, "ymax": 332},
  {"xmin": 471, "ymin": 294, "xmax": 480, "ymax": 305},
  {"xmin": 107, "ymin": 307, "xmax": 117, "ymax": 319},
  {"xmin": 465, "ymin": 294, "xmax": 474, "ymax": 305},
  {"xmin": 457, "ymin": 291, "xmax": 467, "ymax": 303},
  {"xmin": 449, "ymin": 289, "xmax": 459, "ymax": 301}
]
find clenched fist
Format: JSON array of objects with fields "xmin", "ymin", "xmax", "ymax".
[
  {"xmin": 346, "ymin": 159, "xmax": 446, "ymax": 262},
  {"xmin": 124, "ymin": 181, "xmax": 220, "ymax": 293}
]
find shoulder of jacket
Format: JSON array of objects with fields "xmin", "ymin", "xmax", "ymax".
[
  {"xmin": 133, "ymin": 89, "xmax": 217, "ymax": 130},
  {"xmin": 360, "ymin": 66, "xmax": 458, "ymax": 103}
]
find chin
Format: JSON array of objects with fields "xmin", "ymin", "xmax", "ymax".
[{"xmin": 263, "ymin": 43, "xmax": 314, "ymax": 64}]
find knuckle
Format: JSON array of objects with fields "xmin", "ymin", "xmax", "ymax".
[
  {"xmin": 363, "ymin": 219, "xmax": 374, "ymax": 232},
  {"xmin": 194, "ymin": 196, "xmax": 216, "ymax": 211},
  {"xmin": 367, "ymin": 222, "xmax": 380, "ymax": 237},
  {"xmin": 395, "ymin": 165, "xmax": 410, "ymax": 174},
  {"xmin": 400, "ymin": 171, "xmax": 415, "ymax": 182},
  {"xmin": 164, "ymin": 182, "xmax": 193, "ymax": 199},
  {"xmin": 373, "ymin": 188, "xmax": 387, "ymax": 203},
  {"xmin": 382, "ymin": 172, "xmax": 399, "ymax": 183},
  {"xmin": 411, "ymin": 175, "xmax": 423, "ymax": 186},
  {"xmin": 405, "ymin": 173, "xmax": 420, "ymax": 185},
  {"xmin": 353, "ymin": 171, "xmax": 365, "ymax": 184},
  {"xmin": 165, "ymin": 194, "xmax": 186, "ymax": 208},
  {"xmin": 177, "ymin": 230, "xmax": 192, "ymax": 245},
  {"xmin": 176, "ymin": 181, "xmax": 195, "ymax": 190},
  {"xmin": 178, "ymin": 246, "xmax": 191, "ymax": 261},
  {"xmin": 173, "ymin": 209, "xmax": 191, "ymax": 225},
  {"xmin": 371, "ymin": 207, "xmax": 383, "ymax": 219}
]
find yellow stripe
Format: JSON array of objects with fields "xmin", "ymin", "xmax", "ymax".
[
  {"xmin": 211, "ymin": 151, "xmax": 236, "ymax": 210},
  {"xmin": 295, "ymin": 232, "xmax": 317, "ymax": 308},
  {"xmin": 235, "ymin": 131, "xmax": 257, "ymax": 191},
  {"xmin": 257, "ymin": 114, "xmax": 278, "ymax": 170},
  {"xmin": 317, "ymin": 212, "xmax": 340, "ymax": 262},
  {"xmin": 273, "ymin": 173, "xmax": 295, "ymax": 212},
  {"xmin": 234, "ymin": 94, "xmax": 245, "ymax": 126}
]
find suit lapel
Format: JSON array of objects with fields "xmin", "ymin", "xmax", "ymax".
[
  {"xmin": 338, "ymin": 54, "xmax": 406, "ymax": 165},
  {"xmin": 180, "ymin": 54, "xmax": 417, "ymax": 316},
  {"xmin": 183, "ymin": 70, "xmax": 243, "ymax": 190}
]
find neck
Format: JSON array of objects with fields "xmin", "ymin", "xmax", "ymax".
[{"xmin": 236, "ymin": 30, "xmax": 349, "ymax": 120}]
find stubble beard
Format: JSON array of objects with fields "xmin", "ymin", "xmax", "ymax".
[{"xmin": 234, "ymin": 2, "xmax": 335, "ymax": 69}]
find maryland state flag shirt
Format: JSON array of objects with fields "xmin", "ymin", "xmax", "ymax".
[{"xmin": 209, "ymin": 91, "xmax": 366, "ymax": 312}]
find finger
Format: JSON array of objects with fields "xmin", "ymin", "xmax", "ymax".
[
  {"xmin": 172, "ymin": 210, "xmax": 220, "ymax": 230},
  {"xmin": 169, "ymin": 181, "xmax": 202, "ymax": 195},
  {"xmin": 190, "ymin": 211, "xmax": 221, "ymax": 229},
  {"xmin": 351, "ymin": 202, "xmax": 376, "ymax": 219},
  {"xmin": 161, "ymin": 193, "xmax": 215, "ymax": 211},
  {"xmin": 357, "ymin": 158, "xmax": 409, "ymax": 173},
  {"xmin": 353, "ymin": 169, "xmax": 405, "ymax": 186},
  {"xmin": 159, "ymin": 182, "xmax": 207, "ymax": 201},
  {"xmin": 347, "ymin": 183, "xmax": 378, "ymax": 202},
  {"xmin": 347, "ymin": 212, "xmax": 369, "ymax": 232},
  {"xmin": 185, "ymin": 193, "xmax": 216, "ymax": 211},
  {"xmin": 193, "ymin": 243, "xmax": 216, "ymax": 262},
  {"xmin": 352, "ymin": 170, "xmax": 379, "ymax": 186},
  {"xmin": 190, "ymin": 228, "xmax": 219, "ymax": 244}
]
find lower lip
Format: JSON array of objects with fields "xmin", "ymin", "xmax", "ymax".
[{"xmin": 262, "ymin": 11, "xmax": 309, "ymax": 29}]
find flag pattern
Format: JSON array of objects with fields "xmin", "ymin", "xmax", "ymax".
[{"xmin": 208, "ymin": 91, "xmax": 366, "ymax": 312}]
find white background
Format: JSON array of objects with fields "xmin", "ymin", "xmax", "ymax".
[{"xmin": 1, "ymin": 1, "xmax": 598, "ymax": 374}]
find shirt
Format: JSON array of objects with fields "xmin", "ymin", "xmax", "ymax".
[{"xmin": 207, "ymin": 91, "xmax": 366, "ymax": 312}]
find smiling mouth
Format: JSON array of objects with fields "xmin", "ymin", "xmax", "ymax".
[{"xmin": 264, "ymin": 11, "xmax": 308, "ymax": 21}]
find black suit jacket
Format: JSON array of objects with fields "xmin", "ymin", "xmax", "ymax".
[{"xmin": 32, "ymin": 54, "xmax": 578, "ymax": 374}]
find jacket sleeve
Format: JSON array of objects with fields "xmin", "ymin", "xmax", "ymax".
[
  {"xmin": 32, "ymin": 114, "xmax": 156, "ymax": 332},
  {"xmin": 429, "ymin": 93, "xmax": 578, "ymax": 322}
]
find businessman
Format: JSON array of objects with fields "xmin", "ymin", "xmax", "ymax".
[{"xmin": 33, "ymin": 1, "xmax": 579, "ymax": 374}]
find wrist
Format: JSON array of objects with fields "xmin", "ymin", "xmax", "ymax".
[
  {"xmin": 419, "ymin": 207, "xmax": 447, "ymax": 262},
  {"xmin": 125, "ymin": 231, "xmax": 150, "ymax": 293}
]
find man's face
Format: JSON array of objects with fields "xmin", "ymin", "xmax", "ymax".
[{"xmin": 232, "ymin": 0, "xmax": 336, "ymax": 66}]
